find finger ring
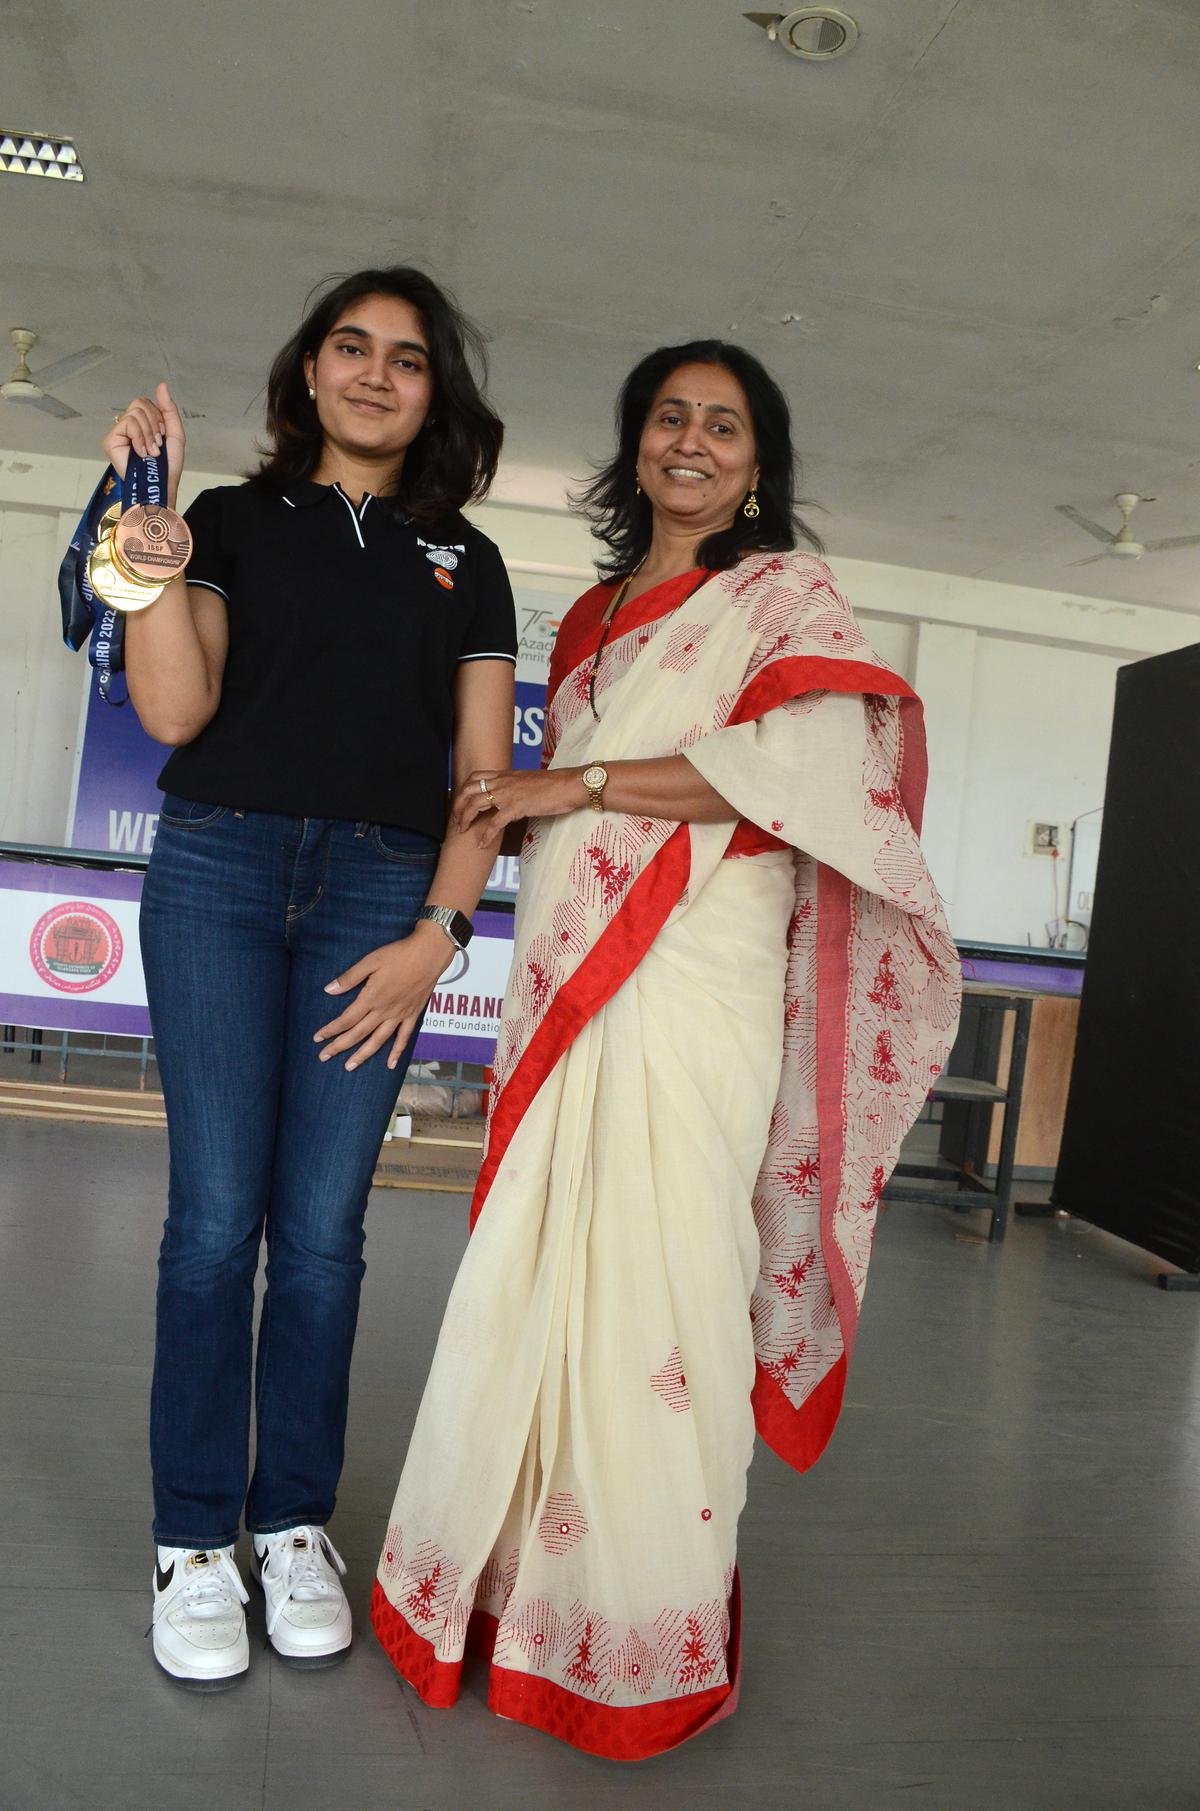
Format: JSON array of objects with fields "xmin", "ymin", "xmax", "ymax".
[
  {"xmin": 113, "ymin": 411, "xmax": 123, "ymax": 424},
  {"xmin": 482, "ymin": 788, "xmax": 497, "ymax": 808},
  {"xmin": 478, "ymin": 778, "xmax": 491, "ymax": 796}
]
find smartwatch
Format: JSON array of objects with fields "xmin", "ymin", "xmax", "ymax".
[{"xmin": 418, "ymin": 905, "xmax": 474, "ymax": 951}]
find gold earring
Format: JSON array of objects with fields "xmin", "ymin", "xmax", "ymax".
[
  {"xmin": 636, "ymin": 482, "xmax": 642, "ymax": 495},
  {"xmin": 743, "ymin": 488, "xmax": 760, "ymax": 519}
]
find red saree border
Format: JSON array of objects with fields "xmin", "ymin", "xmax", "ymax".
[
  {"xmin": 896, "ymin": 693, "xmax": 929, "ymax": 836},
  {"xmin": 371, "ymin": 1572, "xmax": 742, "ymax": 1763},
  {"xmin": 752, "ymin": 1351, "xmax": 848, "ymax": 1472},
  {"xmin": 815, "ymin": 865, "xmax": 859, "ymax": 1354},
  {"xmin": 469, "ymin": 824, "xmax": 693, "ymax": 1231},
  {"xmin": 729, "ymin": 656, "xmax": 915, "ymax": 726}
]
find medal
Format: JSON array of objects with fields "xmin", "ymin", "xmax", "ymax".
[
  {"xmin": 85, "ymin": 532, "xmax": 168, "ymax": 611},
  {"xmin": 114, "ymin": 501, "xmax": 192, "ymax": 585},
  {"xmin": 85, "ymin": 446, "xmax": 190, "ymax": 612}
]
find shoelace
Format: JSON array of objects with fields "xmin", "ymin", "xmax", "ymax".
[
  {"xmin": 261, "ymin": 1527, "xmax": 347, "ymax": 1638},
  {"xmin": 153, "ymin": 1549, "xmax": 248, "ymax": 1626}
]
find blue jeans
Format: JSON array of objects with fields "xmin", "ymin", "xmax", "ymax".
[{"xmin": 140, "ymin": 800, "xmax": 438, "ymax": 1549}]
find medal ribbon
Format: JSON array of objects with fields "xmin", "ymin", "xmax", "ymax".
[
  {"xmin": 56, "ymin": 448, "xmax": 173, "ymax": 705},
  {"xmin": 123, "ymin": 446, "xmax": 168, "ymax": 514}
]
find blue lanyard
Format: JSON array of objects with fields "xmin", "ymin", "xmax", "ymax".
[
  {"xmin": 123, "ymin": 446, "xmax": 167, "ymax": 512},
  {"xmin": 57, "ymin": 449, "xmax": 173, "ymax": 705}
]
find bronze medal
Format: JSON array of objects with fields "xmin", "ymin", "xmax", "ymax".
[{"xmin": 113, "ymin": 502, "xmax": 192, "ymax": 585}]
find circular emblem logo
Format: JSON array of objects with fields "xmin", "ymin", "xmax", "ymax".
[
  {"xmin": 434, "ymin": 568, "xmax": 455, "ymax": 591},
  {"xmin": 29, "ymin": 900, "xmax": 123, "ymax": 994},
  {"xmin": 426, "ymin": 548, "xmax": 458, "ymax": 570}
]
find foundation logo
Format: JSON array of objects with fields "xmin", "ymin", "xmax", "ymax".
[{"xmin": 29, "ymin": 901, "xmax": 123, "ymax": 994}]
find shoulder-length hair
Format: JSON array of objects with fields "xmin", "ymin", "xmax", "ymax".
[
  {"xmin": 575, "ymin": 338, "xmax": 823, "ymax": 579},
  {"xmin": 251, "ymin": 266, "xmax": 503, "ymax": 528}
]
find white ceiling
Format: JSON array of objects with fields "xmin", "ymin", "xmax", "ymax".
[{"xmin": 3, "ymin": 0, "xmax": 1200, "ymax": 612}]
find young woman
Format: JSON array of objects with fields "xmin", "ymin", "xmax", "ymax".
[
  {"xmin": 107, "ymin": 268, "xmax": 517, "ymax": 1688},
  {"xmin": 370, "ymin": 341, "xmax": 961, "ymax": 1758}
]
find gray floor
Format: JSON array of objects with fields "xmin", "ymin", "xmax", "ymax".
[{"xmin": 3, "ymin": 1116, "xmax": 1200, "ymax": 1811}]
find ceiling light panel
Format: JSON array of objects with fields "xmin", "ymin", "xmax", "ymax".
[{"xmin": 0, "ymin": 132, "xmax": 84, "ymax": 181}]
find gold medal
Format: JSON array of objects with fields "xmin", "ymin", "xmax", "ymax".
[{"xmin": 86, "ymin": 529, "xmax": 165, "ymax": 612}]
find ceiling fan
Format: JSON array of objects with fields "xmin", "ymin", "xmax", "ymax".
[
  {"xmin": 1057, "ymin": 493, "xmax": 1200, "ymax": 566},
  {"xmin": 1, "ymin": 327, "xmax": 111, "ymax": 420}
]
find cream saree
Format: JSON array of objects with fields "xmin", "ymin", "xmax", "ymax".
[{"xmin": 372, "ymin": 553, "xmax": 961, "ymax": 1760}]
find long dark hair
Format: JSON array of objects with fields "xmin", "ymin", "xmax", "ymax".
[
  {"xmin": 252, "ymin": 266, "xmax": 503, "ymax": 527},
  {"xmin": 575, "ymin": 339, "xmax": 823, "ymax": 579}
]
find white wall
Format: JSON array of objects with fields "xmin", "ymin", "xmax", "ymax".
[
  {"xmin": 952, "ymin": 639, "xmax": 1123, "ymax": 943},
  {"xmin": 0, "ymin": 497, "xmax": 84, "ymax": 848},
  {"xmin": 2, "ymin": 447, "xmax": 1195, "ymax": 946}
]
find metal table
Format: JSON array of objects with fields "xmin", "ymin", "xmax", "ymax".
[{"xmin": 885, "ymin": 982, "xmax": 1036, "ymax": 1242}]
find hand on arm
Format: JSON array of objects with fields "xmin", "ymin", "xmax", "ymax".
[
  {"xmin": 451, "ymin": 753, "xmax": 736, "ymax": 847},
  {"xmin": 103, "ymin": 384, "xmax": 227, "ymax": 745},
  {"xmin": 314, "ymin": 659, "xmax": 516, "ymax": 1070}
]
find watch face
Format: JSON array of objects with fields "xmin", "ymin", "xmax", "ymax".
[{"xmin": 583, "ymin": 764, "xmax": 607, "ymax": 788}]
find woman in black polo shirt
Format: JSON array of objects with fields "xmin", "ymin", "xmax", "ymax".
[{"xmin": 103, "ymin": 267, "xmax": 516, "ymax": 1689}]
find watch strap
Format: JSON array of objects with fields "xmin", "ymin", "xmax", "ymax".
[
  {"xmin": 418, "ymin": 904, "xmax": 474, "ymax": 950},
  {"xmin": 583, "ymin": 764, "xmax": 608, "ymax": 811}
]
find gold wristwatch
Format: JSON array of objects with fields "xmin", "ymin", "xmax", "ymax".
[{"xmin": 582, "ymin": 763, "xmax": 609, "ymax": 812}]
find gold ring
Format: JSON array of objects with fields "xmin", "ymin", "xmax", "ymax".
[
  {"xmin": 113, "ymin": 411, "xmax": 123, "ymax": 424},
  {"xmin": 482, "ymin": 788, "xmax": 497, "ymax": 808}
]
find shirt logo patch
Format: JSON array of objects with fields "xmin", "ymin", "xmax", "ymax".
[
  {"xmin": 426, "ymin": 548, "xmax": 458, "ymax": 571},
  {"xmin": 434, "ymin": 567, "xmax": 455, "ymax": 591}
]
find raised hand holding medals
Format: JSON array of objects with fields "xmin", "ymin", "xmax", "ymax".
[{"xmin": 86, "ymin": 444, "xmax": 191, "ymax": 612}]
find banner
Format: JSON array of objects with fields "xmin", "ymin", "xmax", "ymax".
[
  {"xmin": 0, "ymin": 858, "xmax": 150, "ymax": 1037},
  {"xmin": 411, "ymin": 909, "xmax": 518, "ymax": 1064},
  {"xmin": 69, "ymin": 678, "xmax": 165, "ymax": 856},
  {"xmin": 0, "ymin": 855, "xmax": 518, "ymax": 1061}
]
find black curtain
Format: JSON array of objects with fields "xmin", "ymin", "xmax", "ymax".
[{"xmin": 1053, "ymin": 642, "xmax": 1200, "ymax": 1269}]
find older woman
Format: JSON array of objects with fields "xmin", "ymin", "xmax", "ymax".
[{"xmin": 371, "ymin": 341, "xmax": 961, "ymax": 1758}]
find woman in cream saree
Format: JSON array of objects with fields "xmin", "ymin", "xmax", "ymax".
[{"xmin": 371, "ymin": 344, "xmax": 961, "ymax": 1760}]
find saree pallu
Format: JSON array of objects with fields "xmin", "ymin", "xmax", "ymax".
[{"xmin": 372, "ymin": 553, "xmax": 962, "ymax": 1760}]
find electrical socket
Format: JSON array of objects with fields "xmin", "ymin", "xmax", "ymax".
[{"xmin": 1027, "ymin": 820, "xmax": 1063, "ymax": 857}]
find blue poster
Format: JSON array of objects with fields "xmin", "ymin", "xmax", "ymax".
[{"xmin": 69, "ymin": 680, "xmax": 166, "ymax": 855}]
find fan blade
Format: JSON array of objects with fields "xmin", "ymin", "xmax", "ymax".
[
  {"xmin": 31, "ymin": 392, "xmax": 81, "ymax": 420},
  {"xmin": 1068, "ymin": 553, "xmax": 1109, "ymax": 567},
  {"xmin": 1056, "ymin": 505, "xmax": 1114, "ymax": 545},
  {"xmin": 30, "ymin": 345, "xmax": 111, "ymax": 389},
  {"xmin": 1142, "ymin": 535, "xmax": 1200, "ymax": 553}
]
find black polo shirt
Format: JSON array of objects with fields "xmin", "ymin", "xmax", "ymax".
[{"xmin": 157, "ymin": 479, "xmax": 517, "ymax": 838}]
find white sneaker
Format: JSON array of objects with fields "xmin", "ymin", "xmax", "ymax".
[
  {"xmin": 151, "ymin": 1547, "xmax": 250, "ymax": 1690},
  {"xmin": 251, "ymin": 1526, "xmax": 352, "ymax": 1666}
]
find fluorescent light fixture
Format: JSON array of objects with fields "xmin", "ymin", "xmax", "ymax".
[{"xmin": 0, "ymin": 131, "xmax": 84, "ymax": 181}]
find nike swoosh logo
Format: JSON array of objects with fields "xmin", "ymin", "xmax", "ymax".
[{"xmin": 155, "ymin": 1560, "xmax": 175, "ymax": 1593}]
